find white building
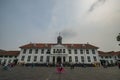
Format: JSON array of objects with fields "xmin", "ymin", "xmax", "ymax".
[
  {"xmin": 0, "ymin": 50, "xmax": 19, "ymax": 65},
  {"xmin": 18, "ymin": 35, "xmax": 100, "ymax": 65},
  {"xmin": 0, "ymin": 36, "xmax": 120, "ymax": 66},
  {"xmin": 99, "ymin": 51, "xmax": 120, "ymax": 65}
]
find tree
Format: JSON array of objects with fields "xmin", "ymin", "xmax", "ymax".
[{"xmin": 117, "ymin": 33, "xmax": 120, "ymax": 46}]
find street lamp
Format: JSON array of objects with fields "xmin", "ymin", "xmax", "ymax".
[{"xmin": 117, "ymin": 33, "xmax": 120, "ymax": 46}]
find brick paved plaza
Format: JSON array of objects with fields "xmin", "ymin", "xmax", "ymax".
[{"xmin": 0, "ymin": 66, "xmax": 120, "ymax": 80}]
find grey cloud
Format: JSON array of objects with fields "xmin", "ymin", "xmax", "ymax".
[
  {"xmin": 60, "ymin": 29, "xmax": 77, "ymax": 39},
  {"xmin": 88, "ymin": 0, "xmax": 106, "ymax": 12}
]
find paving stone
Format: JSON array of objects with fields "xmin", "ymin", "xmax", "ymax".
[{"xmin": 0, "ymin": 66, "xmax": 120, "ymax": 80}]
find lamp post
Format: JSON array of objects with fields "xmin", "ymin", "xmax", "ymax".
[{"xmin": 117, "ymin": 33, "xmax": 120, "ymax": 46}]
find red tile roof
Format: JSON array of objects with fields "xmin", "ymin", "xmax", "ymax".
[
  {"xmin": 19, "ymin": 43, "xmax": 99, "ymax": 49},
  {"xmin": 114, "ymin": 51, "xmax": 120, "ymax": 55},
  {"xmin": 0, "ymin": 51, "xmax": 20, "ymax": 56},
  {"xmin": 98, "ymin": 51, "xmax": 120, "ymax": 56}
]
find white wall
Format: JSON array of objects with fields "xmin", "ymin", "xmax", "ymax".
[
  {"xmin": 0, "ymin": 56, "xmax": 17, "ymax": 65},
  {"xmin": 18, "ymin": 47, "xmax": 100, "ymax": 64}
]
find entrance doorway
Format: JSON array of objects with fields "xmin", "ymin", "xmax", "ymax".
[
  {"xmin": 53, "ymin": 56, "xmax": 55, "ymax": 64},
  {"xmin": 57, "ymin": 56, "xmax": 61, "ymax": 64},
  {"xmin": 63, "ymin": 56, "xmax": 65, "ymax": 63}
]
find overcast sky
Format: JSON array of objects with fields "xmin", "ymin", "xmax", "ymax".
[{"xmin": 0, "ymin": 0, "xmax": 120, "ymax": 51}]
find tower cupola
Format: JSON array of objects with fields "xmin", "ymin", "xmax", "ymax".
[{"xmin": 57, "ymin": 33, "xmax": 62, "ymax": 44}]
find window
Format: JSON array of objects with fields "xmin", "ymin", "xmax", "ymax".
[
  {"xmin": 0, "ymin": 59, "xmax": 2, "ymax": 64},
  {"xmin": 56, "ymin": 49, "xmax": 59, "ymax": 53},
  {"xmin": 29, "ymin": 49, "xmax": 32, "ymax": 54},
  {"xmin": 69, "ymin": 56, "xmax": 72, "ymax": 62},
  {"xmin": 74, "ymin": 49, "xmax": 77, "ymax": 54},
  {"xmin": 58, "ymin": 49, "xmax": 62, "ymax": 53},
  {"xmin": 109, "ymin": 56, "xmax": 111, "ymax": 58},
  {"xmin": 111, "ymin": 60, "xmax": 113, "ymax": 64},
  {"xmin": 63, "ymin": 56, "xmax": 66, "ymax": 62},
  {"xmin": 63, "ymin": 49, "xmax": 65, "ymax": 53},
  {"xmin": 81, "ymin": 56, "xmax": 84, "ymax": 63},
  {"xmin": 53, "ymin": 49, "xmax": 65, "ymax": 53},
  {"xmin": 35, "ymin": 49, "xmax": 38, "ymax": 54},
  {"xmin": 105, "ymin": 56, "xmax": 108, "ymax": 58},
  {"xmin": 118, "ymin": 55, "xmax": 120, "ymax": 58},
  {"xmin": 9, "ymin": 56, "xmax": 11, "ymax": 58},
  {"xmin": 40, "ymin": 56, "xmax": 43, "ymax": 62},
  {"xmin": 46, "ymin": 49, "xmax": 50, "ymax": 54},
  {"xmin": 8, "ymin": 60, "xmax": 11, "ymax": 63},
  {"xmin": 23, "ymin": 49, "xmax": 26, "ymax": 53},
  {"xmin": 34, "ymin": 56, "xmax": 37, "ymax": 62},
  {"xmin": 93, "ymin": 56, "xmax": 97, "ymax": 61},
  {"xmin": 60, "ymin": 49, "xmax": 62, "ymax": 53},
  {"xmin": 87, "ymin": 56, "xmax": 91, "ymax": 62},
  {"xmin": 80, "ymin": 49, "xmax": 83, "ymax": 54},
  {"xmin": 41, "ymin": 49, "xmax": 44, "ymax": 54},
  {"xmin": 4, "ymin": 59, "xmax": 7, "ymax": 63},
  {"xmin": 68, "ymin": 49, "xmax": 71, "ymax": 54},
  {"xmin": 92, "ymin": 49, "xmax": 95, "ymax": 54},
  {"xmin": 101, "ymin": 56, "xmax": 103, "ymax": 59},
  {"xmin": 46, "ymin": 56, "xmax": 50, "ymax": 62},
  {"xmin": 75, "ymin": 56, "xmax": 78, "ymax": 62},
  {"xmin": 53, "ymin": 49, "xmax": 55, "ymax": 53},
  {"xmin": 0, "ymin": 55, "xmax": 3, "ymax": 57},
  {"xmin": 4, "ymin": 55, "xmax": 8, "ymax": 57},
  {"xmin": 86, "ymin": 49, "xmax": 89, "ymax": 54},
  {"xmin": 27, "ymin": 56, "xmax": 31, "ymax": 62},
  {"xmin": 21, "ymin": 56, "xmax": 25, "ymax": 61},
  {"xmin": 57, "ymin": 49, "xmax": 59, "ymax": 53}
]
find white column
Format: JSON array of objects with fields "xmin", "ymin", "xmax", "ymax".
[
  {"xmin": 49, "ymin": 56, "xmax": 51, "ymax": 63},
  {"xmin": 55, "ymin": 57, "xmax": 56, "ymax": 64},
  {"xmin": 61, "ymin": 56, "xmax": 63, "ymax": 63},
  {"xmin": 65, "ymin": 56, "xmax": 66, "ymax": 62},
  {"xmin": 66, "ymin": 56, "xmax": 68, "ymax": 63}
]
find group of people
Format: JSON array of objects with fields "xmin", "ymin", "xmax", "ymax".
[
  {"xmin": 1, "ymin": 62, "xmax": 16, "ymax": 71},
  {"xmin": 0, "ymin": 59, "xmax": 18, "ymax": 71}
]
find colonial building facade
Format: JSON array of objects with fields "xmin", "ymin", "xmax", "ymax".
[
  {"xmin": 0, "ymin": 36, "xmax": 120, "ymax": 66},
  {"xmin": 18, "ymin": 35, "xmax": 100, "ymax": 64},
  {"xmin": 99, "ymin": 51, "xmax": 120, "ymax": 64},
  {"xmin": 0, "ymin": 50, "xmax": 19, "ymax": 65}
]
